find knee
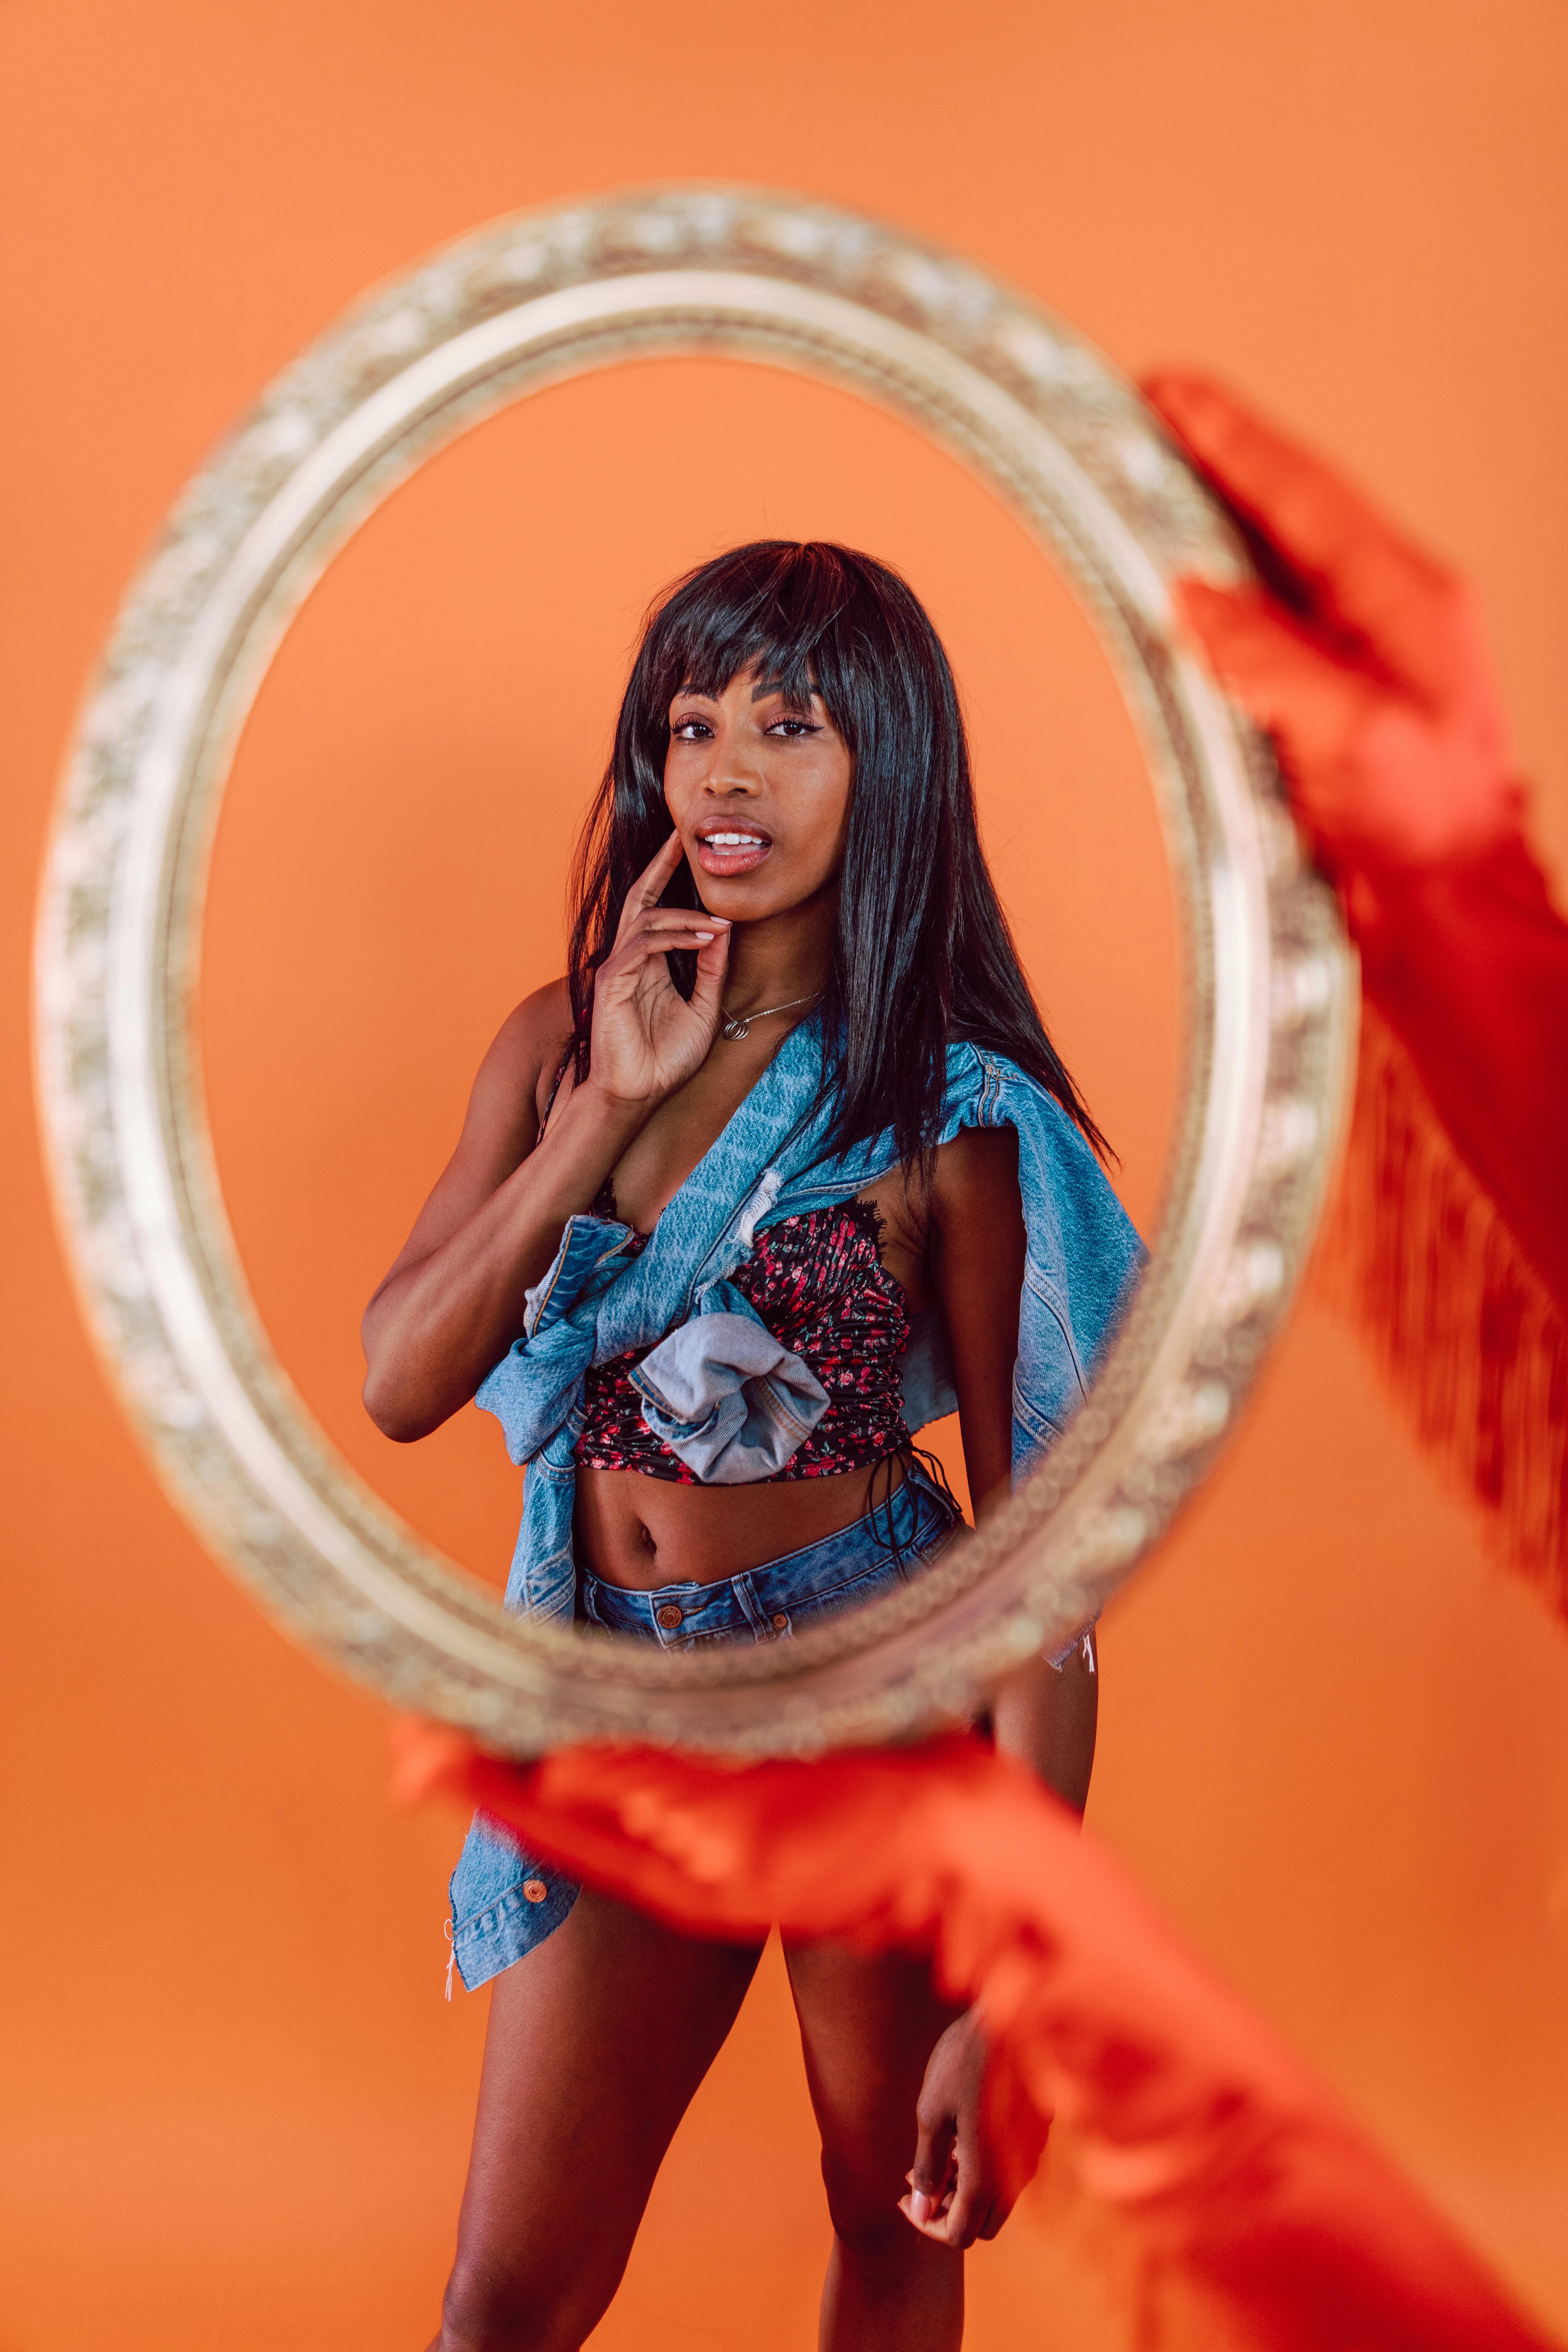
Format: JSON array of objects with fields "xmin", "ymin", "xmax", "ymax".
[
  {"xmin": 819, "ymin": 2151, "xmax": 915, "ymax": 2266},
  {"xmin": 437, "ymin": 2254, "xmax": 595, "ymax": 2352}
]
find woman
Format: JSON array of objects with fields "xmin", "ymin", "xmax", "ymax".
[{"xmin": 362, "ymin": 542, "xmax": 1143, "ymax": 2352}]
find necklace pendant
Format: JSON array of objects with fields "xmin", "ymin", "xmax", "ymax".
[{"xmin": 722, "ymin": 1015, "xmax": 751, "ymax": 1042}]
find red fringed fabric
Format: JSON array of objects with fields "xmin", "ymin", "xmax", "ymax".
[
  {"xmin": 397, "ymin": 1724, "xmax": 1559, "ymax": 2352},
  {"xmin": 1346, "ymin": 834, "xmax": 1568, "ymax": 1323},
  {"xmin": 1320, "ymin": 996, "xmax": 1567, "ymax": 1607},
  {"xmin": 1144, "ymin": 374, "xmax": 1568, "ymax": 1616}
]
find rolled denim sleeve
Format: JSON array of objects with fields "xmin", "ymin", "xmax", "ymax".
[{"xmin": 475, "ymin": 1214, "xmax": 639, "ymax": 1464}]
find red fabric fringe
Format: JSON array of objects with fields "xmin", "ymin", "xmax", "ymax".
[
  {"xmin": 1318, "ymin": 997, "xmax": 1567, "ymax": 1615},
  {"xmin": 1144, "ymin": 377, "xmax": 1568, "ymax": 1624},
  {"xmin": 397, "ymin": 1724, "xmax": 1558, "ymax": 2352}
]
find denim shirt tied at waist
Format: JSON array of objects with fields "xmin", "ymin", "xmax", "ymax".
[{"xmin": 474, "ymin": 1021, "xmax": 1147, "ymax": 1624}]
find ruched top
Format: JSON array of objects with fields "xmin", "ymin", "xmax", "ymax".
[{"xmin": 574, "ymin": 1197, "xmax": 911, "ymax": 1482}]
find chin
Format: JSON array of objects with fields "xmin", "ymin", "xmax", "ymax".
[{"xmin": 698, "ymin": 877, "xmax": 785, "ymax": 920}]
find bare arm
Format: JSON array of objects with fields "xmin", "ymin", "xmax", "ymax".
[
  {"xmin": 360, "ymin": 833, "xmax": 730, "ymax": 1441},
  {"xmin": 927, "ymin": 1124, "xmax": 1097, "ymax": 1813},
  {"xmin": 904, "ymin": 1125, "xmax": 1099, "ymax": 2251},
  {"xmin": 361, "ymin": 983, "xmax": 631, "ymax": 1440}
]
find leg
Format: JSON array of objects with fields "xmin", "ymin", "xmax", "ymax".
[
  {"xmin": 435, "ymin": 1887, "xmax": 763, "ymax": 2352},
  {"xmin": 783, "ymin": 1937, "xmax": 966, "ymax": 2352}
]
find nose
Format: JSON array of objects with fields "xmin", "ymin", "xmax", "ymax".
[{"xmin": 701, "ymin": 738, "xmax": 763, "ymax": 797}]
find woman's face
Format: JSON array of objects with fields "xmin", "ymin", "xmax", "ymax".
[{"xmin": 663, "ymin": 664, "xmax": 853, "ymax": 923}]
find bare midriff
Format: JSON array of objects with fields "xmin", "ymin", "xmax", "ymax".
[{"xmin": 573, "ymin": 1454, "xmax": 906, "ymax": 1591}]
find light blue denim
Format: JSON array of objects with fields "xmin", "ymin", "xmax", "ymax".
[
  {"xmin": 629, "ymin": 1294, "xmax": 830, "ymax": 1482},
  {"xmin": 448, "ymin": 1024, "xmax": 1146, "ymax": 1990},
  {"xmin": 578, "ymin": 1459, "xmax": 958, "ymax": 1646},
  {"xmin": 450, "ymin": 1463, "xmax": 960, "ymax": 1993}
]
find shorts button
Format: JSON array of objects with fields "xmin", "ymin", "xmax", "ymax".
[
  {"xmin": 657, "ymin": 1603, "xmax": 683, "ymax": 1630},
  {"xmin": 771, "ymin": 1612, "xmax": 788, "ymax": 1631},
  {"xmin": 523, "ymin": 1879, "xmax": 548, "ymax": 1904}
]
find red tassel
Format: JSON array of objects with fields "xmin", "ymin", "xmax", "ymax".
[{"xmin": 1317, "ymin": 999, "xmax": 1567, "ymax": 1613}]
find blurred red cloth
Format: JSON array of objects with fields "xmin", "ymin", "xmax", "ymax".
[
  {"xmin": 1147, "ymin": 375, "xmax": 1567, "ymax": 1600},
  {"xmin": 1346, "ymin": 837, "xmax": 1568, "ymax": 1311},
  {"xmin": 397, "ymin": 1722, "xmax": 1557, "ymax": 2352}
]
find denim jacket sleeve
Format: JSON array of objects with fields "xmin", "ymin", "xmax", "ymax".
[
  {"xmin": 475, "ymin": 1213, "xmax": 643, "ymax": 1465},
  {"xmin": 629, "ymin": 1278, "xmax": 828, "ymax": 1482},
  {"xmin": 986, "ymin": 1056, "xmax": 1147, "ymax": 1476},
  {"xmin": 881, "ymin": 1046, "xmax": 1147, "ymax": 1480}
]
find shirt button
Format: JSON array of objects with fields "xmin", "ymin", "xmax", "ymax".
[
  {"xmin": 771, "ymin": 1612, "xmax": 789, "ymax": 1632},
  {"xmin": 657, "ymin": 1603, "xmax": 683, "ymax": 1630},
  {"xmin": 523, "ymin": 1879, "xmax": 548, "ymax": 1904}
]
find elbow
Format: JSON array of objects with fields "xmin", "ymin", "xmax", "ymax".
[
  {"xmin": 360, "ymin": 1302, "xmax": 434, "ymax": 1442},
  {"xmin": 361, "ymin": 1362, "xmax": 438, "ymax": 1445}
]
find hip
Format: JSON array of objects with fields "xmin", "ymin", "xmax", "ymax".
[{"xmin": 578, "ymin": 1457, "xmax": 959, "ymax": 1648}]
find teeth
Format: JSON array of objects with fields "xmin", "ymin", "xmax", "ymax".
[{"xmin": 704, "ymin": 833, "xmax": 765, "ymax": 847}]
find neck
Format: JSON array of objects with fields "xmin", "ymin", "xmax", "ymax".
[{"xmin": 721, "ymin": 888, "xmax": 836, "ymax": 1013}]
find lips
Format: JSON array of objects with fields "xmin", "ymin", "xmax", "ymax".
[{"xmin": 694, "ymin": 824, "xmax": 773, "ymax": 877}]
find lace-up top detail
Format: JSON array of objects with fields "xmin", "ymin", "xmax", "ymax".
[{"xmin": 575, "ymin": 1198, "xmax": 911, "ymax": 1482}]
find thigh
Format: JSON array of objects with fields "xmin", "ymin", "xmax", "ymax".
[
  {"xmin": 781, "ymin": 1935, "xmax": 964, "ymax": 2232},
  {"xmin": 447, "ymin": 1886, "xmax": 763, "ymax": 2346}
]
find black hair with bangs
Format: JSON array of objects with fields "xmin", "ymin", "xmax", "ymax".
[{"xmin": 567, "ymin": 540, "xmax": 1109, "ymax": 1171}]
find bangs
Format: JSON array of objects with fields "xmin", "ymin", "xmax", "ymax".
[{"xmin": 646, "ymin": 544, "xmax": 864, "ymax": 731}]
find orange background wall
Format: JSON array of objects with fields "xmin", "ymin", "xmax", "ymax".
[{"xmin": 4, "ymin": 5, "xmax": 1567, "ymax": 2346}]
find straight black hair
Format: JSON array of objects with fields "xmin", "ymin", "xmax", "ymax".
[{"xmin": 567, "ymin": 540, "xmax": 1109, "ymax": 1171}]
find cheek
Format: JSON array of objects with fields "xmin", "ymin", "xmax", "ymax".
[
  {"xmin": 783, "ymin": 782, "xmax": 848, "ymax": 869},
  {"xmin": 662, "ymin": 753, "xmax": 691, "ymax": 816}
]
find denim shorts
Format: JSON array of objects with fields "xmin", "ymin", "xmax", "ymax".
[{"xmin": 448, "ymin": 1460, "xmax": 959, "ymax": 1991}]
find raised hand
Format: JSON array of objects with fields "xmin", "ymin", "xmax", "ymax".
[
  {"xmin": 1144, "ymin": 373, "xmax": 1518, "ymax": 876},
  {"xmin": 586, "ymin": 831, "xmax": 731, "ymax": 1107}
]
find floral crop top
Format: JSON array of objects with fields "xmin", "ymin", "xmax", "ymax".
[{"xmin": 574, "ymin": 1196, "xmax": 911, "ymax": 1483}]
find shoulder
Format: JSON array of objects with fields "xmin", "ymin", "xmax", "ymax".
[
  {"xmin": 929, "ymin": 1121, "xmax": 1020, "ymax": 1212},
  {"xmin": 466, "ymin": 976, "xmax": 576, "ymax": 1141},
  {"xmin": 939, "ymin": 1045, "xmax": 1144, "ymax": 1255},
  {"xmin": 943, "ymin": 1045, "xmax": 1104, "ymax": 1171}
]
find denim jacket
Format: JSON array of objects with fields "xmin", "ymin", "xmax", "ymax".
[
  {"xmin": 476, "ymin": 1021, "xmax": 1144, "ymax": 1618},
  {"xmin": 448, "ymin": 1021, "xmax": 1145, "ymax": 1987}
]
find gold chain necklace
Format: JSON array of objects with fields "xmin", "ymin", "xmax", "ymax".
[{"xmin": 719, "ymin": 990, "xmax": 820, "ymax": 1043}]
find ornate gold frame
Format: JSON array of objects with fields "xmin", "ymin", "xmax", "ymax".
[{"xmin": 34, "ymin": 187, "xmax": 1352, "ymax": 1757}]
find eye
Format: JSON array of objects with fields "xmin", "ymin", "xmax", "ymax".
[
  {"xmin": 670, "ymin": 714, "xmax": 714, "ymax": 741},
  {"xmin": 766, "ymin": 716, "xmax": 820, "ymax": 739}
]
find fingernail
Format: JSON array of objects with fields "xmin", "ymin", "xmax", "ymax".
[
  {"xmin": 693, "ymin": 930, "xmax": 715, "ymax": 940},
  {"xmin": 910, "ymin": 2191, "xmax": 933, "ymax": 2225}
]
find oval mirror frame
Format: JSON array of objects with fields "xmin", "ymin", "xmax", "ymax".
[{"xmin": 34, "ymin": 186, "xmax": 1352, "ymax": 1757}]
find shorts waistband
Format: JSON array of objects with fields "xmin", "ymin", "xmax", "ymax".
[{"xmin": 579, "ymin": 1457, "xmax": 958, "ymax": 1647}]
